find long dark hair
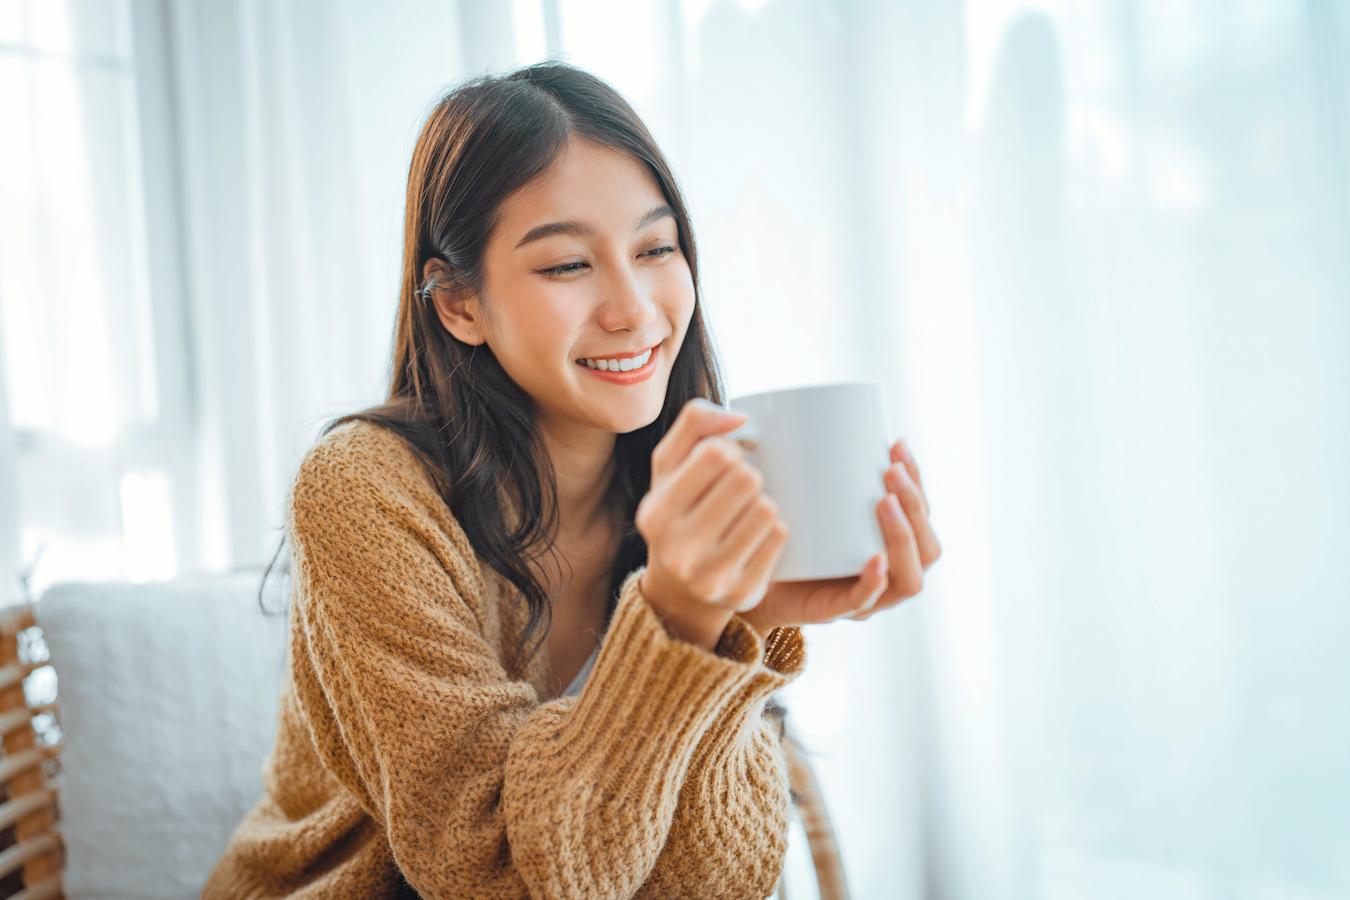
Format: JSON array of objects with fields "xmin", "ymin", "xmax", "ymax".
[{"xmin": 257, "ymin": 61, "xmax": 732, "ymax": 666}]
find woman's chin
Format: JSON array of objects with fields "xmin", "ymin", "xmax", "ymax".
[{"xmin": 595, "ymin": 396, "xmax": 666, "ymax": 436}]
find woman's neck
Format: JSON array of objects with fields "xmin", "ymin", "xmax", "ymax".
[{"xmin": 536, "ymin": 417, "xmax": 619, "ymax": 542}]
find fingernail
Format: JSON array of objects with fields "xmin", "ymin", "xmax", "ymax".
[{"xmin": 886, "ymin": 494, "xmax": 902, "ymax": 517}]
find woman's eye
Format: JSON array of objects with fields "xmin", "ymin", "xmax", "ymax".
[
  {"xmin": 540, "ymin": 245, "xmax": 678, "ymax": 279},
  {"xmin": 541, "ymin": 261, "xmax": 587, "ymax": 277}
]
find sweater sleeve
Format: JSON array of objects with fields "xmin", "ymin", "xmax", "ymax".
[
  {"xmin": 635, "ymin": 622, "xmax": 808, "ymax": 899},
  {"xmin": 285, "ymin": 428, "xmax": 775, "ymax": 900}
]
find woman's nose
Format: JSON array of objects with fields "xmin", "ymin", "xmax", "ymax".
[{"xmin": 597, "ymin": 266, "xmax": 659, "ymax": 331}]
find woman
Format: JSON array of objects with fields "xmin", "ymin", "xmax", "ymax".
[{"xmin": 205, "ymin": 61, "xmax": 940, "ymax": 898}]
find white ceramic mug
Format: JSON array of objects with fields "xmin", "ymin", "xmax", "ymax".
[{"xmin": 717, "ymin": 382, "xmax": 891, "ymax": 582}]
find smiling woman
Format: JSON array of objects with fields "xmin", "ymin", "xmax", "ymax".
[{"xmin": 203, "ymin": 61, "xmax": 807, "ymax": 899}]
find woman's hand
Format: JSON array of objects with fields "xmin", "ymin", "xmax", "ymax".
[
  {"xmin": 740, "ymin": 438, "xmax": 941, "ymax": 635},
  {"xmin": 636, "ymin": 399, "xmax": 792, "ymax": 650}
]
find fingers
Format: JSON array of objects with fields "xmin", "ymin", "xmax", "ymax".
[
  {"xmin": 656, "ymin": 437, "xmax": 745, "ymax": 521},
  {"xmin": 890, "ymin": 439, "xmax": 928, "ymax": 517},
  {"xmin": 848, "ymin": 492, "xmax": 923, "ymax": 621},
  {"xmin": 691, "ymin": 452, "xmax": 766, "ymax": 539},
  {"xmin": 636, "ymin": 397, "xmax": 786, "ymax": 614},
  {"xmin": 716, "ymin": 483, "xmax": 779, "ymax": 549},
  {"xmin": 650, "ymin": 399, "xmax": 747, "ymax": 480},
  {"xmin": 885, "ymin": 462, "xmax": 941, "ymax": 567},
  {"xmin": 892, "ymin": 438, "xmax": 923, "ymax": 487},
  {"xmin": 729, "ymin": 520, "xmax": 791, "ymax": 612},
  {"xmin": 705, "ymin": 471, "xmax": 788, "ymax": 610},
  {"xmin": 839, "ymin": 553, "xmax": 889, "ymax": 620},
  {"xmin": 880, "ymin": 493, "xmax": 923, "ymax": 594}
]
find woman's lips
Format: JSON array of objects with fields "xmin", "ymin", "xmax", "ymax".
[{"xmin": 574, "ymin": 342, "xmax": 660, "ymax": 384}]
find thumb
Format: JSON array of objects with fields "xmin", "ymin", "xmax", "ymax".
[{"xmin": 657, "ymin": 398, "xmax": 749, "ymax": 474}]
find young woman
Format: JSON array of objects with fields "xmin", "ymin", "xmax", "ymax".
[{"xmin": 205, "ymin": 61, "xmax": 940, "ymax": 899}]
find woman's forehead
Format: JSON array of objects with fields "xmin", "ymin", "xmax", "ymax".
[{"xmin": 498, "ymin": 141, "xmax": 666, "ymax": 237}]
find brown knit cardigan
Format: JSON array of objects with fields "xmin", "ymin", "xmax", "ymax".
[{"xmin": 203, "ymin": 419, "xmax": 807, "ymax": 898}]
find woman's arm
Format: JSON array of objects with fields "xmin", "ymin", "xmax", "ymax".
[
  {"xmin": 635, "ymin": 623, "xmax": 807, "ymax": 899},
  {"xmin": 284, "ymin": 426, "xmax": 772, "ymax": 899}
]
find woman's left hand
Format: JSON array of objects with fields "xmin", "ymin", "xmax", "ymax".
[{"xmin": 740, "ymin": 438, "xmax": 942, "ymax": 634}]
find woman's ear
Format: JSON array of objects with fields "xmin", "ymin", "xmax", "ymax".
[{"xmin": 421, "ymin": 257, "xmax": 486, "ymax": 346}]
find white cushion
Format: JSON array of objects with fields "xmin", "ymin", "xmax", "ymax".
[{"xmin": 36, "ymin": 568, "xmax": 288, "ymax": 898}]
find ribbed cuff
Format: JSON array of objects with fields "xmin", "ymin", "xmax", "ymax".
[
  {"xmin": 558, "ymin": 566, "xmax": 768, "ymax": 795},
  {"xmin": 687, "ymin": 618, "xmax": 806, "ymax": 772},
  {"xmin": 719, "ymin": 619, "xmax": 805, "ymax": 727},
  {"xmin": 711, "ymin": 612, "xmax": 762, "ymax": 663}
]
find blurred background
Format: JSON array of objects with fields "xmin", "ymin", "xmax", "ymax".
[{"xmin": 2, "ymin": 0, "xmax": 1348, "ymax": 897}]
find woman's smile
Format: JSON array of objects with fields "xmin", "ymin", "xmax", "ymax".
[{"xmin": 574, "ymin": 340, "xmax": 662, "ymax": 384}]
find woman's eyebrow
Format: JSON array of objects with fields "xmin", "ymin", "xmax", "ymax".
[{"xmin": 513, "ymin": 204, "xmax": 674, "ymax": 250}]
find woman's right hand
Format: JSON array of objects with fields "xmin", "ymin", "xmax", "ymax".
[{"xmin": 635, "ymin": 398, "xmax": 791, "ymax": 649}]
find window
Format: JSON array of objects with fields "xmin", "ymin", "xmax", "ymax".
[{"xmin": 0, "ymin": 0, "xmax": 193, "ymax": 602}]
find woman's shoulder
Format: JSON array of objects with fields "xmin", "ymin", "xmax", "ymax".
[
  {"xmin": 305, "ymin": 416, "xmax": 414, "ymax": 462},
  {"xmin": 288, "ymin": 418, "xmax": 455, "ymax": 532},
  {"xmin": 288, "ymin": 418, "xmax": 494, "ymax": 595},
  {"xmin": 287, "ymin": 418, "xmax": 507, "ymax": 636}
]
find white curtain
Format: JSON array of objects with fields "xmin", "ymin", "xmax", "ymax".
[{"xmin": 4, "ymin": 0, "xmax": 1348, "ymax": 896}]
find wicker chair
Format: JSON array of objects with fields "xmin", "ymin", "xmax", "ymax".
[
  {"xmin": 767, "ymin": 699, "xmax": 850, "ymax": 900},
  {"xmin": 0, "ymin": 605, "xmax": 62, "ymax": 900}
]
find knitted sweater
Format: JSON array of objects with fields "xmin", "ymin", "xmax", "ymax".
[{"xmin": 203, "ymin": 419, "xmax": 808, "ymax": 899}]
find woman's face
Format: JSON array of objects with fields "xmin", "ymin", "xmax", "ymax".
[{"xmin": 435, "ymin": 136, "xmax": 695, "ymax": 437}]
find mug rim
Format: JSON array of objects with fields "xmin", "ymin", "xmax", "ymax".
[{"xmin": 728, "ymin": 380, "xmax": 879, "ymax": 405}]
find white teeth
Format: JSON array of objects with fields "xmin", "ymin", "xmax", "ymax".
[{"xmin": 581, "ymin": 347, "xmax": 653, "ymax": 372}]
